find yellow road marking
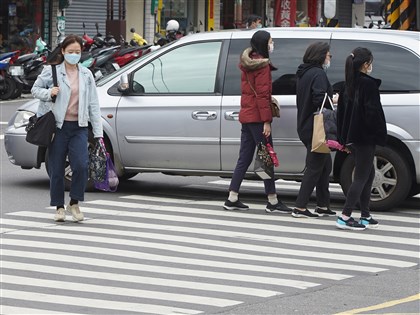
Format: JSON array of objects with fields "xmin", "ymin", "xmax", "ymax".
[{"xmin": 334, "ymin": 293, "xmax": 420, "ymax": 314}]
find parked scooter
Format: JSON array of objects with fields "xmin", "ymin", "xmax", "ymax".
[
  {"xmin": 82, "ymin": 22, "xmax": 95, "ymax": 51},
  {"xmin": 129, "ymin": 28, "xmax": 148, "ymax": 46},
  {"xmin": 11, "ymin": 36, "xmax": 50, "ymax": 95},
  {"xmin": 0, "ymin": 51, "xmax": 20, "ymax": 100}
]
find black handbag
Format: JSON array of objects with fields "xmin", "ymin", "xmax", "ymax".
[
  {"xmin": 25, "ymin": 65, "xmax": 58, "ymax": 147},
  {"xmin": 25, "ymin": 111, "xmax": 56, "ymax": 147},
  {"xmin": 253, "ymin": 142, "xmax": 274, "ymax": 180}
]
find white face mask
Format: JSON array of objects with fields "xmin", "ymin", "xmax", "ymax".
[
  {"xmin": 268, "ymin": 42, "xmax": 274, "ymax": 54},
  {"xmin": 367, "ymin": 63, "xmax": 373, "ymax": 74},
  {"xmin": 322, "ymin": 61, "xmax": 330, "ymax": 70},
  {"xmin": 64, "ymin": 53, "xmax": 81, "ymax": 65}
]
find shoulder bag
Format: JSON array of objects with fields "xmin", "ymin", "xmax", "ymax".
[
  {"xmin": 311, "ymin": 93, "xmax": 337, "ymax": 153},
  {"xmin": 246, "ymin": 73, "xmax": 280, "ymax": 118}
]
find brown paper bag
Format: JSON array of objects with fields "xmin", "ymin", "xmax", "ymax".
[{"xmin": 311, "ymin": 111, "xmax": 331, "ymax": 153}]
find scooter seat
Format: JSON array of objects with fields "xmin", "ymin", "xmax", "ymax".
[{"xmin": 17, "ymin": 53, "xmax": 38, "ymax": 63}]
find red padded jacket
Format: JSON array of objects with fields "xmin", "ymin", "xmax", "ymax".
[{"xmin": 238, "ymin": 48, "xmax": 273, "ymax": 124}]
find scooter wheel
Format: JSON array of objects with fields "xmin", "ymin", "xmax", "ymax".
[
  {"xmin": 10, "ymin": 81, "xmax": 23, "ymax": 99},
  {"xmin": 0, "ymin": 76, "xmax": 17, "ymax": 100}
]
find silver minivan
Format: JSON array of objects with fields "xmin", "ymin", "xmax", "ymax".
[{"xmin": 4, "ymin": 28, "xmax": 420, "ymax": 211}]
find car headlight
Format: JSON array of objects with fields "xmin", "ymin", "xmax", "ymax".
[{"xmin": 13, "ymin": 110, "xmax": 34, "ymax": 129}]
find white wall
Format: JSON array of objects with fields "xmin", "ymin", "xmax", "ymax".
[{"xmin": 352, "ymin": 2, "xmax": 366, "ymax": 28}]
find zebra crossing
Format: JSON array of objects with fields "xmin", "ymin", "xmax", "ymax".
[{"xmin": 1, "ymin": 193, "xmax": 419, "ymax": 315}]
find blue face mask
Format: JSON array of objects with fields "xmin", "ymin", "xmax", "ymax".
[
  {"xmin": 64, "ymin": 53, "xmax": 81, "ymax": 65},
  {"xmin": 256, "ymin": 23, "xmax": 262, "ymax": 28}
]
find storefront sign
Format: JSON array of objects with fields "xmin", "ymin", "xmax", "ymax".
[
  {"xmin": 208, "ymin": 0, "xmax": 214, "ymax": 31},
  {"xmin": 275, "ymin": 0, "xmax": 296, "ymax": 27},
  {"xmin": 151, "ymin": 0, "xmax": 158, "ymax": 15}
]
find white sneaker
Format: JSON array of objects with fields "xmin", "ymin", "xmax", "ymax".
[
  {"xmin": 54, "ymin": 208, "xmax": 66, "ymax": 222},
  {"xmin": 67, "ymin": 204, "xmax": 84, "ymax": 222}
]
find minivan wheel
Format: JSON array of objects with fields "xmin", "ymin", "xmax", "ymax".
[{"xmin": 339, "ymin": 146, "xmax": 411, "ymax": 211}]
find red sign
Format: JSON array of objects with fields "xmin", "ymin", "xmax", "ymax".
[
  {"xmin": 209, "ymin": 0, "xmax": 214, "ymax": 19},
  {"xmin": 275, "ymin": 0, "xmax": 297, "ymax": 27}
]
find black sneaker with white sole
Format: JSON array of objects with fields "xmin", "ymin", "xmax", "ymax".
[
  {"xmin": 223, "ymin": 200, "xmax": 249, "ymax": 211},
  {"xmin": 314, "ymin": 207, "xmax": 337, "ymax": 217},
  {"xmin": 291, "ymin": 208, "xmax": 319, "ymax": 218},
  {"xmin": 265, "ymin": 201, "xmax": 292, "ymax": 213},
  {"xmin": 359, "ymin": 216, "xmax": 379, "ymax": 228}
]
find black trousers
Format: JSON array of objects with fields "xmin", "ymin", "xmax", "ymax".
[
  {"xmin": 295, "ymin": 145, "xmax": 332, "ymax": 209},
  {"xmin": 343, "ymin": 144, "xmax": 376, "ymax": 218},
  {"xmin": 229, "ymin": 123, "xmax": 276, "ymax": 195}
]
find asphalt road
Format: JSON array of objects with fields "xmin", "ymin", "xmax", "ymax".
[{"xmin": 1, "ymin": 97, "xmax": 419, "ymax": 315}]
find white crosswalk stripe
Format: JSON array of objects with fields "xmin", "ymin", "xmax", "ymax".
[{"xmin": 1, "ymin": 194, "xmax": 419, "ymax": 314}]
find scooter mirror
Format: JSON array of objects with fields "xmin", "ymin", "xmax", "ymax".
[{"xmin": 118, "ymin": 73, "xmax": 129, "ymax": 94}]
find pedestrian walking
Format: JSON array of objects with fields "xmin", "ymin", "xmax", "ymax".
[
  {"xmin": 293, "ymin": 42, "xmax": 336, "ymax": 218},
  {"xmin": 336, "ymin": 47, "xmax": 386, "ymax": 230},
  {"xmin": 223, "ymin": 30, "xmax": 291, "ymax": 213},
  {"xmin": 246, "ymin": 14, "xmax": 263, "ymax": 29},
  {"xmin": 31, "ymin": 34, "xmax": 103, "ymax": 222}
]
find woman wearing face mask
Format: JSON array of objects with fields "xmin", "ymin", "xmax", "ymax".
[
  {"xmin": 336, "ymin": 47, "xmax": 386, "ymax": 230},
  {"xmin": 223, "ymin": 30, "xmax": 292, "ymax": 213},
  {"xmin": 293, "ymin": 41, "xmax": 336, "ymax": 218},
  {"xmin": 32, "ymin": 34, "xmax": 103, "ymax": 222}
]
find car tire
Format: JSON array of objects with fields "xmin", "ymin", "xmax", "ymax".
[{"xmin": 339, "ymin": 146, "xmax": 411, "ymax": 211}]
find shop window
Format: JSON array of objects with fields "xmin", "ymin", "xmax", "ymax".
[
  {"xmin": 1, "ymin": 0, "xmax": 43, "ymax": 53},
  {"xmin": 160, "ymin": 0, "xmax": 188, "ymax": 35}
]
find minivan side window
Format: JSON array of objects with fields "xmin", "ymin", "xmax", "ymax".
[
  {"xmin": 132, "ymin": 41, "xmax": 222, "ymax": 94},
  {"xmin": 223, "ymin": 37, "xmax": 419, "ymax": 95},
  {"xmin": 223, "ymin": 38, "xmax": 309, "ymax": 96},
  {"xmin": 329, "ymin": 40, "xmax": 420, "ymax": 93}
]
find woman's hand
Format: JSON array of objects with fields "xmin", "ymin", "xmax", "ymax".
[
  {"xmin": 50, "ymin": 86, "xmax": 60, "ymax": 97},
  {"xmin": 333, "ymin": 93, "xmax": 339, "ymax": 104},
  {"xmin": 263, "ymin": 122, "xmax": 271, "ymax": 137}
]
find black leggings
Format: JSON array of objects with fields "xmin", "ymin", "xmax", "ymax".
[
  {"xmin": 295, "ymin": 145, "xmax": 332, "ymax": 209},
  {"xmin": 342, "ymin": 144, "xmax": 376, "ymax": 218}
]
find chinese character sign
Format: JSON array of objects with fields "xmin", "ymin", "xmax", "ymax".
[{"xmin": 275, "ymin": 0, "xmax": 297, "ymax": 27}]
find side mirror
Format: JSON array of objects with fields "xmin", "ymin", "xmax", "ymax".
[{"xmin": 117, "ymin": 73, "xmax": 130, "ymax": 94}]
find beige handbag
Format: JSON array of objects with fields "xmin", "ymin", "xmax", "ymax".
[{"xmin": 311, "ymin": 93, "xmax": 334, "ymax": 153}]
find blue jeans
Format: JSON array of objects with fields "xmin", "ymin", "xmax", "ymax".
[
  {"xmin": 229, "ymin": 123, "xmax": 276, "ymax": 195},
  {"xmin": 48, "ymin": 121, "xmax": 89, "ymax": 206}
]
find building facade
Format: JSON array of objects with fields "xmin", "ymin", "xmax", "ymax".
[{"xmin": 1, "ymin": 0, "xmax": 417, "ymax": 54}]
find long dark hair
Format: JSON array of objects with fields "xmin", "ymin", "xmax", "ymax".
[
  {"xmin": 250, "ymin": 30, "xmax": 270, "ymax": 58},
  {"xmin": 302, "ymin": 42, "xmax": 329, "ymax": 66},
  {"xmin": 345, "ymin": 47, "xmax": 373, "ymax": 98},
  {"xmin": 48, "ymin": 34, "xmax": 83, "ymax": 65}
]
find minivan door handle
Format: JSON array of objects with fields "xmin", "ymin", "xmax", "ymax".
[
  {"xmin": 192, "ymin": 111, "xmax": 217, "ymax": 120},
  {"xmin": 225, "ymin": 111, "xmax": 239, "ymax": 121}
]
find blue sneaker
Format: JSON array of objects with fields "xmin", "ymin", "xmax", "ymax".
[
  {"xmin": 336, "ymin": 217, "xmax": 366, "ymax": 231},
  {"xmin": 360, "ymin": 216, "xmax": 379, "ymax": 229}
]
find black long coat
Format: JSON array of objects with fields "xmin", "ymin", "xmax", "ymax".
[{"xmin": 337, "ymin": 72, "xmax": 387, "ymax": 146}]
